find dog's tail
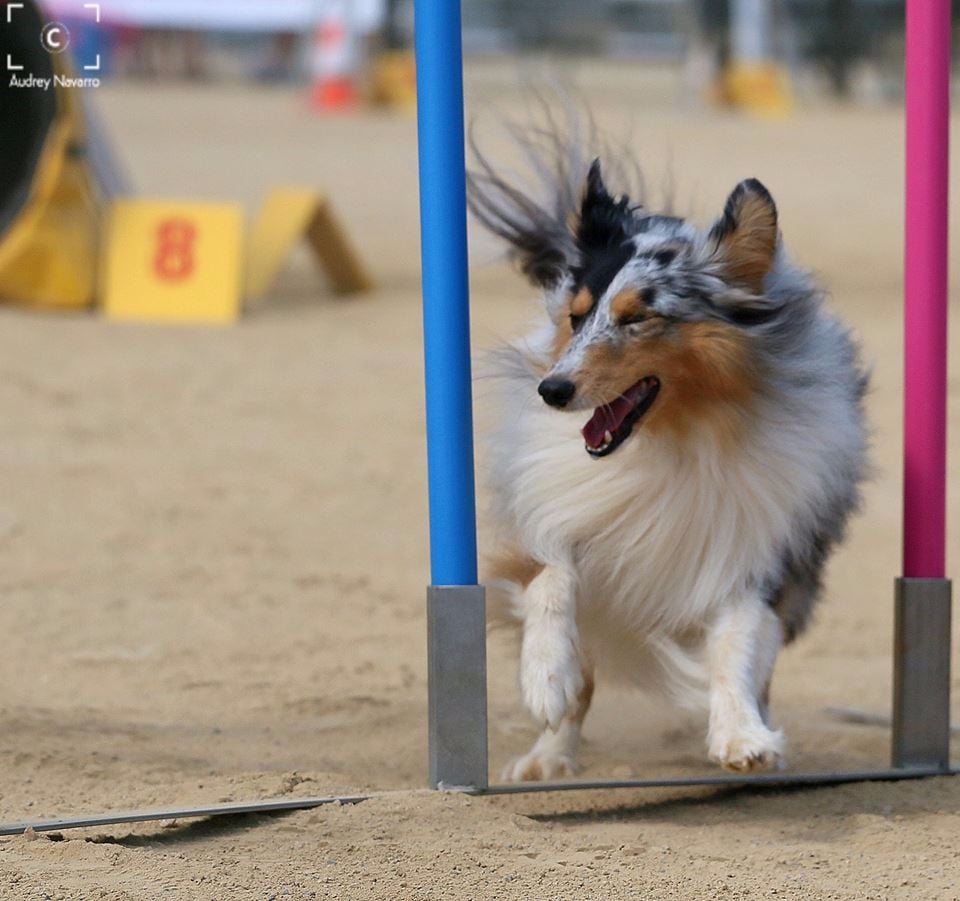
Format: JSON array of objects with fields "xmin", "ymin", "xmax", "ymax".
[{"xmin": 646, "ymin": 634, "xmax": 710, "ymax": 712}]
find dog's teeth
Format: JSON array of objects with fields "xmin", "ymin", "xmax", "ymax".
[{"xmin": 603, "ymin": 431, "xmax": 613, "ymax": 445}]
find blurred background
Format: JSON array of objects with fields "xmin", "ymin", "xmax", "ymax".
[
  {"xmin": 25, "ymin": 0, "xmax": 960, "ymax": 104},
  {"xmin": 0, "ymin": 0, "xmax": 958, "ymax": 843}
]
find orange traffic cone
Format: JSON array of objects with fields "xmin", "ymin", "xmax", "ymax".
[{"xmin": 309, "ymin": 0, "xmax": 359, "ymax": 111}]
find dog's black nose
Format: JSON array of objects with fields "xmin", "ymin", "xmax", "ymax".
[{"xmin": 538, "ymin": 377, "xmax": 576, "ymax": 408}]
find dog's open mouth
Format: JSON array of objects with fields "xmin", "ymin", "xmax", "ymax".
[{"xmin": 581, "ymin": 377, "xmax": 660, "ymax": 457}]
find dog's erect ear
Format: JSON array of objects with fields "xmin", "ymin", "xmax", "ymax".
[
  {"xmin": 467, "ymin": 160, "xmax": 577, "ymax": 289},
  {"xmin": 709, "ymin": 179, "xmax": 778, "ymax": 292},
  {"xmin": 578, "ymin": 159, "xmax": 633, "ymax": 253},
  {"xmin": 467, "ymin": 152, "xmax": 636, "ymax": 290}
]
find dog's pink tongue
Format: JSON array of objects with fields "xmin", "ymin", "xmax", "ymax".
[{"xmin": 581, "ymin": 395, "xmax": 633, "ymax": 448}]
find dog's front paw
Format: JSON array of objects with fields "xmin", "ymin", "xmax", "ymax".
[
  {"xmin": 501, "ymin": 748, "xmax": 579, "ymax": 783},
  {"xmin": 520, "ymin": 620, "xmax": 582, "ymax": 731},
  {"xmin": 709, "ymin": 723, "xmax": 785, "ymax": 773}
]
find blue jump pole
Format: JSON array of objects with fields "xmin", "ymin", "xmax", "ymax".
[
  {"xmin": 414, "ymin": 0, "xmax": 488, "ymax": 790},
  {"xmin": 415, "ymin": 0, "xmax": 477, "ymax": 587}
]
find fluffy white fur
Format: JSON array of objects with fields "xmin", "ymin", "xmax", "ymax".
[
  {"xmin": 470, "ymin": 134, "xmax": 868, "ymax": 780},
  {"xmin": 482, "ymin": 292, "xmax": 865, "ymax": 779}
]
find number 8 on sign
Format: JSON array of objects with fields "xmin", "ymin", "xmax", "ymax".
[
  {"xmin": 103, "ymin": 199, "xmax": 243, "ymax": 324},
  {"xmin": 153, "ymin": 218, "xmax": 197, "ymax": 282}
]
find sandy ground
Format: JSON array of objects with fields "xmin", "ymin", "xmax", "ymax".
[{"xmin": 0, "ymin": 72, "xmax": 959, "ymax": 898}]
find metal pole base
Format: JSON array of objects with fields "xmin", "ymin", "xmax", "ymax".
[
  {"xmin": 427, "ymin": 585, "xmax": 488, "ymax": 790},
  {"xmin": 892, "ymin": 577, "xmax": 952, "ymax": 769}
]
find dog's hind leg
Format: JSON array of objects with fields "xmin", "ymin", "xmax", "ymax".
[
  {"xmin": 503, "ymin": 662, "xmax": 594, "ymax": 782},
  {"xmin": 706, "ymin": 592, "xmax": 785, "ymax": 772}
]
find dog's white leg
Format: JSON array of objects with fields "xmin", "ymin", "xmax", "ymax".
[
  {"xmin": 706, "ymin": 592, "xmax": 785, "ymax": 772},
  {"xmin": 518, "ymin": 563, "xmax": 583, "ymax": 731},
  {"xmin": 504, "ymin": 666, "xmax": 593, "ymax": 782}
]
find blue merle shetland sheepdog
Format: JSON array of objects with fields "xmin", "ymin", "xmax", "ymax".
[{"xmin": 469, "ymin": 129, "xmax": 869, "ymax": 781}]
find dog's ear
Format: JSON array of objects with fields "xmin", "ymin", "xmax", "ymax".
[
  {"xmin": 708, "ymin": 179, "xmax": 778, "ymax": 292},
  {"xmin": 577, "ymin": 159, "xmax": 633, "ymax": 253},
  {"xmin": 467, "ymin": 167, "xmax": 577, "ymax": 289}
]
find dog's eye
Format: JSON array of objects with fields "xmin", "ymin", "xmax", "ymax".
[
  {"xmin": 653, "ymin": 248, "xmax": 678, "ymax": 267},
  {"xmin": 617, "ymin": 287, "xmax": 656, "ymax": 328},
  {"xmin": 726, "ymin": 305, "xmax": 778, "ymax": 326},
  {"xmin": 570, "ymin": 313, "xmax": 586, "ymax": 332}
]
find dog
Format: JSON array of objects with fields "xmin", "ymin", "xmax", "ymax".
[{"xmin": 468, "ymin": 133, "xmax": 869, "ymax": 781}]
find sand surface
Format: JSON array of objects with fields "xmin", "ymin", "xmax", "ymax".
[{"xmin": 0, "ymin": 74, "xmax": 958, "ymax": 898}]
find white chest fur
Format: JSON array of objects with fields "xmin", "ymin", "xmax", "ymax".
[{"xmin": 485, "ymin": 386, "xmax": 843, "ymax": 640}]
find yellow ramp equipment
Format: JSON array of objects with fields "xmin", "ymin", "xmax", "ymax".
[
  {"xmin": 0, "ymin": 0, "xmax": 117, "ymax": 309},
  {"xmin": 0, "ymin": 3, "xmax": 371, "ymax": 322},
  {"xmin": 246, "ymin": 187, "xmax": 374, "ymax": 300}
]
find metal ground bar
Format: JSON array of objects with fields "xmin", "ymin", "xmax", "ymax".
[
  {"xmin": 473, "ymin": 766, "xmax": 958, "ymax": 795},
  {"xmin": 0, "ymin": 794, "xmax": 370, "ymax": 837},
  {"xmin": 2, "ymin": 766, "xmax": 956, "ymax": 836}
]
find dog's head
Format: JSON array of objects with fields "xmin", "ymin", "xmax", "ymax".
[{"xmin": 471, "ymin": 157, "xmax": 783, "ymax": 456}]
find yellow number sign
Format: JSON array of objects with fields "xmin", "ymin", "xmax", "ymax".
[{"xmin": 102, "ymin": 199, "xmax": 244, "ymax": 324}]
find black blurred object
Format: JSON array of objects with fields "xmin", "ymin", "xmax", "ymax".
[
  {"xmin": 0, "ymin": 0, "xmax": 126, "ymax": 309},
  {"xmin": 0, "ymin": 0, "xmax": 57, "ymax": 236},
  {"xmin": 799, "ymin": 0, "xmax": 881, "ymax": 96},
  {"xmin": 789, "ymin": 0, "xmax": 960, "ymax": 97}
]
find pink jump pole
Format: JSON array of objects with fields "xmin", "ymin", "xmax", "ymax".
[
  {"xmin": 904, "ymin": 0, "xmax": 950, "ymax": 578},
  {"xmin": 893, "ymin": 0, "xmax": 953, "ymax": 770}
]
